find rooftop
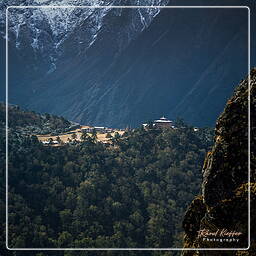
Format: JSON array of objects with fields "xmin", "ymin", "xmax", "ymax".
[{"xmin": 154, "ymin": 116, "xmax": 172, "ymax": 123}]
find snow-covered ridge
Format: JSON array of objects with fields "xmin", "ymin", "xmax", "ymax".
[
  {"xmin": 0, "ymin": 0, "xmax": 168, "ymax": 73},
  {"xmin": 1, "ymin": 0, "xmax": 168, "ymax": 48},
  {"xmin": 2, "ymin": 1, "xmax": 113, "ymax": 48}
]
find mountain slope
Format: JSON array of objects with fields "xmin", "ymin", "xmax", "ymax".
[{"xmin": 0, "ymin": 0, "xmax": 254, "ymax": 128}]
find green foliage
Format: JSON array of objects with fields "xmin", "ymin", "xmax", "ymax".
[
  {"xmin": 81, "ymin": 130, "xmax": 88, "ymax": 141},
  {"xmin": 71, "ymin": 133, "xmax": 77, "ymax": 140},
  {"xmin": 0, "ymin": 103, "xmax": 71, "ymax": 134},
  {"xmin": 91, "ymin": 129, "xmax": 97, "ymax": 141},
  {"xmin": 0, "ymin": 108, "xmax": 213, "ymax": 250}
]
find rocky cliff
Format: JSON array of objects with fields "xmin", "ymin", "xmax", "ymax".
[{"xmin": 182, "ymin": 68, "xmax": 256, "ymax": 255}]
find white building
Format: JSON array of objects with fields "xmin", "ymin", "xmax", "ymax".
[{"xmin": 153, "ymin": 116, "xmax": 173, "ymax": 128}]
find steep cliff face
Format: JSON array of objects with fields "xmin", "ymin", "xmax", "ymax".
[{"xmin": 182, "ymin": 69, "xmax": 256, "ymax": 255}]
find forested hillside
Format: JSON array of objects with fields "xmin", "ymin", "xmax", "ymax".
[
  {"xmin": 0, "ymin": 103, "xmax": 71, "ymax": 134},
  {"xmin": 0, "ymin": 105, "xmax": 213, "ymax": 255}
]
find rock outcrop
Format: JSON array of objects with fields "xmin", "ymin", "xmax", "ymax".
[{"xmin": 182, "ymin": 68, "xmax": 256, "ymax": 255}]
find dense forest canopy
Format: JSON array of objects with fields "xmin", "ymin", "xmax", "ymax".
[{"xmin": 0, "ymin": 104, "xmax": 214, "ymax": 255}]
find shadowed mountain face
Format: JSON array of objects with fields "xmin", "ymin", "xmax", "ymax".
[{"xmin": 0, "ymin": 1, "xmax": 254, "ymax": 128}]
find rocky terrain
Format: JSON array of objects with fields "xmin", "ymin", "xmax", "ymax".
[
  {"xmin": 1, "ymin": 0, "xmax": 167, "ymax": 74},
  {"xmin": 182, "ymin": 68, "xmax": 256, "ymax": 255}
]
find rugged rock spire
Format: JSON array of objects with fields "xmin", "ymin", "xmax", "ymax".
[{"xmin": 182, "ymin": 68, "xmax": 256, "ymax": 255}]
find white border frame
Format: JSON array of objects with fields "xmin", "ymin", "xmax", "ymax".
[{"xmin": 5, "ymin": 5, "xmax": 251, "ymax": 251}]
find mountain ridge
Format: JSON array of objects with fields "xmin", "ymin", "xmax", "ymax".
[{"xmin": 0, "ymin": 0, "xmax": 254, "ymax": 128}]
